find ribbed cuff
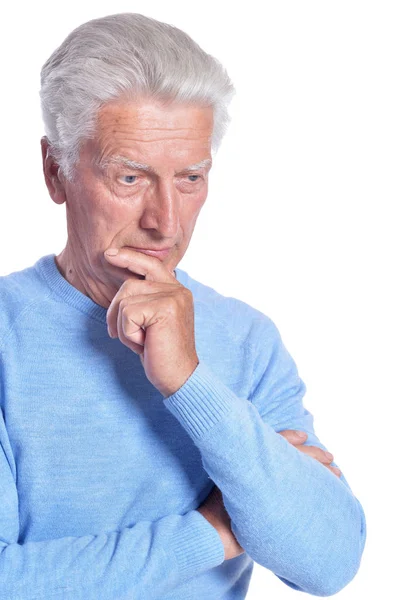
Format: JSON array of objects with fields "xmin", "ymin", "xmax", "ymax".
[
  {"xmin": 170, "ymin": 510, "xmax": 225, "ymax": 578},
  {"xmin": 163, "ymin": 361, "xmax": 245, "ymax": 439}
]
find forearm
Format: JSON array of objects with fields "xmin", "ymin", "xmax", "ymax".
[
  {"xmin": 0, "ymin": 511, "xmax": 224, "ymax": 600},
  {"xmin": 164, "ymin": 361, "xmax": 367, "ymax": 597}
]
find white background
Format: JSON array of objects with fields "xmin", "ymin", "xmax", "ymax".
[{"xmin": 0, "ymin": 1, "xmax": 398, "ymax": 598}]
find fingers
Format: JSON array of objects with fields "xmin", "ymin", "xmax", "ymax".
[
  {"xmin": 278, "ymin": 430, "xmax": 336, "ymax": 462},
  {"xmin": 297, "ymin": 444, "xmax": 335, "ymax": 464},
  {"xmin": 278, "ymin": 429, "xmax": 308, "ymax": 445},
  {"xmin": 104, "ymin": 247, "xmax": 176, "ymax": 283},
  {"xmin": 278, "ymin": 430, "xmax": 342, "ymax": 477},
  {"xmin": 328, "ymin": 465, "xmax": 342, "ymax": 478},
  {"xmin": 117, "ymin": 298, "xmax": 146, "ymax": 353},
  {"xmin": 106, "ymin": 279, "xmax": 173, "ymax": 337},
  {"xmin": 295, "ymin": 443, "xmax": 342, "ymax": 477}
]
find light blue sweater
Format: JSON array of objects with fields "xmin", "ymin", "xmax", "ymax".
[{"xmin": 0, "ymin": 254, "xmax": 366, "ymax": 599}]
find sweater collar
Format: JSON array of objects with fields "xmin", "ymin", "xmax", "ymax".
[{"xmin": 35, "ymin": 253, "xmax": 188, "ymax": 323}]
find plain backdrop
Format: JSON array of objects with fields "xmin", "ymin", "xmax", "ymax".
[{"xmin": 0, "ymin": 1, "xmax": 398, "ymax": 598}]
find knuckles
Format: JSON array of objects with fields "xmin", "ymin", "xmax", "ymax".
[
  {"xmin": 114, "ymin": 287, "xmax": 193, "ymax": 318},
  {"xmin": 119, "ymin": 298, "xmax": 129, "ymax": 311},
  {"xmin": 108, "ymin": 282, "xmax": 194, "ymax": 329}
]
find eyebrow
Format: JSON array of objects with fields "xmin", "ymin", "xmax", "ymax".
[{"xmin": 98, "ymin": 155, "xmax": 212, "ymax": 174}]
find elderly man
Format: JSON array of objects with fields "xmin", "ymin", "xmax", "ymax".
[{"xmin": 0, "ymin": 12, "xmax": 366, "ymax": 600}]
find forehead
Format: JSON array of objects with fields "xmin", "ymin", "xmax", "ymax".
[
  {"xmin": 95, "ymin": 98, "xmax": 213, "ymax": 146},
  {"xmin": 90, "ymin": 99, "xmax": 213, "ymax": 171}
]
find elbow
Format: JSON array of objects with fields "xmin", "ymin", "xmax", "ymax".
[
  {"xmin": 279, "ymin": 500, "xmax": 367, "ymax": 597},
  {"xmin": 314, "ymin": 563, "xmax": 362, "ymax": 597},
  {"xmin": 315, "ymin": 572, "xmax": 360, "ymax": 597},
  {"xmin": 309, "ymin": 504, "xmax": 367, "ymax": 597},
  {"xmin": 280, "ymin": 550, "xmax": 365, "ymax": 598},
  {"xmin": 322, "ymin": 540, "xmax": 366, "ymax": 595}
]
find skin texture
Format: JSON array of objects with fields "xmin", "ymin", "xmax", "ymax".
[
  {"xmin": 42, "ymin": 98, "xmax": 214, "ymax": 307},
  {"xmin": 41, "ymin": 97, "xmax": 340, "ymax": 560}
]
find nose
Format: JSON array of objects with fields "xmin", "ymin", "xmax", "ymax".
[{"xmin": 139, "ymin": 179, "xmax": 180, "ymax": 239}]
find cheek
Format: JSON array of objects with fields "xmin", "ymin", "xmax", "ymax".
[
  {"xmin": 188, "ymin": 185, "xmax": 208, "ymax": 216},
  {"xmin": 90, "ymin": 179, "xmax": 133, "ymax": 218},
  {"xmin": 180, "ymin": 196, "xmax": 206, "ymax": 235},
  {"xmin": 70, "ymin": 182, "xmax": 133, "ymax": 243}
]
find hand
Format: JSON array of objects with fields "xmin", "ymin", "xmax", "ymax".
[
  {"xmin": 278, "ymin": 429, "xmax": 342, "ymax": 477},
  {"xmin": 104, "ymin": 247, "xmax": 199, "ymax": 397},
  {"xmin": 197, "ymin": 486, "xmax": 244, "ymax": 561}
]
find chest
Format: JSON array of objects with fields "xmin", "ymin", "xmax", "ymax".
[{"xmin": 5, "ymin": 341, "xmax": 212, "ymax": 541}]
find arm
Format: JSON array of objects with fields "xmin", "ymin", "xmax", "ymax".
[
  {"xmin": 0, "ymin": 410, "xmax": 224, "ymax": 600},
  {"xmin": 163, "ymin": 317, "xmax": 367, "ymax": 597},
  {"xmin": 197, "ymin": 430, "xmax": 342, "ymax": 562}
]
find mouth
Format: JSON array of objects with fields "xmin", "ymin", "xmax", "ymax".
[{"xmin": 129, "ymin": 247, "xmax": 173, "ymax": 260}]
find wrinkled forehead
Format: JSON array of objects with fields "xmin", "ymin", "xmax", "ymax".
[
  {"xmin": 86, "ymin": 98, "xmax": 214, "ymax": 169},
  {"xmin": 96, "ymin": 98, "xmax": 214, "ymax": 141}
]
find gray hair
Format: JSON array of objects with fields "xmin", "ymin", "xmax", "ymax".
[{"xmin": 39, "ymin": 13, "xmax": 235, "ymax": 181}]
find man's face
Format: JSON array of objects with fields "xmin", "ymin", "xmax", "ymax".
[{"xmin": 57, "ymin": 98, "xmax": 213, "ymax": 290}]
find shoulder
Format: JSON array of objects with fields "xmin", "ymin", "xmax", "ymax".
[
  {"xmin": 176, "ymin": 267, "xmax": 280, "ymax": 349},
  {"xmin": 0, "ymin": 256, "xmax": 52, "ymax": 346}
]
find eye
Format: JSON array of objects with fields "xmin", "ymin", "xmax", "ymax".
[
  {"xmin": 187, "ymin": 175, "xmax": 201, "ymax": 182},
  {"xmin": 120, "ymin": 175, "xmax": 138, "ymax": 184}
]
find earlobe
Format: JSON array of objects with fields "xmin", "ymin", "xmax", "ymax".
[{"xmin": 41, "ymin": 136, "xmax": 67, "ymax": 205}]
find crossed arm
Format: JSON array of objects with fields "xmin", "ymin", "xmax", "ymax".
[
  {"xmin": 0, "ymin": 372, "xmax": 365, "ymax": 600},
  {"xmin": 163, "ymin": 354, "xmax": 366, "ymax": 598},
  {"xmin": 197, "ymin": 428, "xmax": 342, "ymax": 561}
]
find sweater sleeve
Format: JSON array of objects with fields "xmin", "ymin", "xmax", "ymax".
[
  {"xmin": 0, "ymin": 407, "xmax": 225, "ymax": 600},
  {"xmin": 163, "ymin": 317, "xmax": 367, "ymax": 597}
]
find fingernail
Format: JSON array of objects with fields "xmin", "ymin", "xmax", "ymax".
[
  {"xmin": 105, "ymin": 248, "xmax": 119, "ymax": 256},
  {"xmin": 296, "ymin": 431, "xmax": 307, "ymax": 438},
  {"xmin": 326, "ymin": 452, "xmax": 334, "ymax": 461}
]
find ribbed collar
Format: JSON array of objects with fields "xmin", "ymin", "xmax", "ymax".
[{"xmin": 35, "ymin": 254, "xmax": 188, "ymax": 324}]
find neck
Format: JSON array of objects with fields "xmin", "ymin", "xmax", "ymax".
[{"xmin": 55, "ymin": 246, "xmax": 120, "ymax": 309}]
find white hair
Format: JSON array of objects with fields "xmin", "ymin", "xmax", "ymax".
[{"xmin": 39, "ymin": 13, "xmax": 235, "ymax": 181}]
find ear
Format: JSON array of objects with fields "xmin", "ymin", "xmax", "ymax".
[{"xmin": 41, "ymin": 136, "xmax": 67, "ymax": 205}]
